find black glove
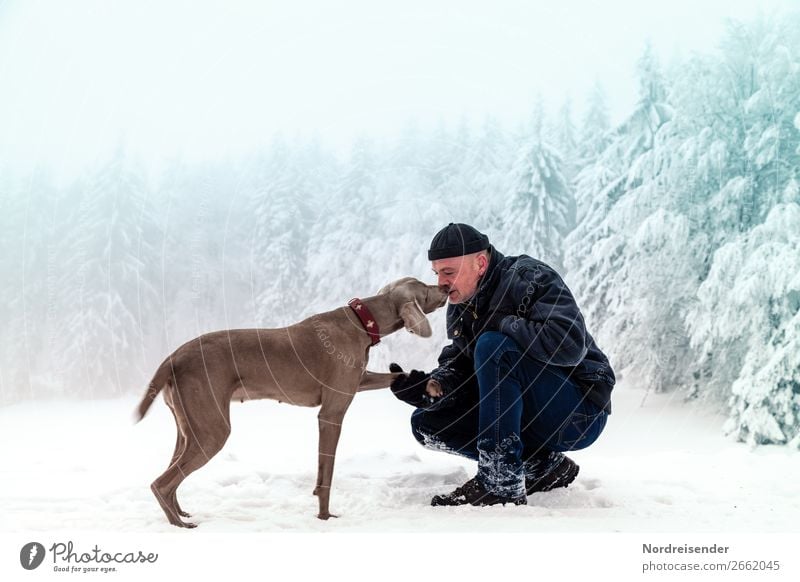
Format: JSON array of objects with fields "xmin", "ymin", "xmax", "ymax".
[{"xmin": 389, "ymin": 363, "xmax": 432, "ymax": 407}]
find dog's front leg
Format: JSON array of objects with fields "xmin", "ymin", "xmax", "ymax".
[
  {"xmin": 313, "ymin": 396, "xmax": 353, "ymax": 520},
  {"xmin": 357, "ymin": 370, "xmax": 402, "ymax": 391}
]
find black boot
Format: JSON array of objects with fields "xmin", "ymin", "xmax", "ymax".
[
  {"xmin": 431, "ymin": 477, "xmax": 527, "ymax": 507},
  {"xmin": 524, "ymin": 452, "xmax": 579, "ymax": 494}
]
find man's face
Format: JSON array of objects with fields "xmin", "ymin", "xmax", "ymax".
[{"xmin": 432, "ymin": 252, "xmax": 487, "ymax": 304}]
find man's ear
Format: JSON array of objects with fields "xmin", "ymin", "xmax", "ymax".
[
  {"xmin": 477, "ymin": 252, "xmax": 489, "ymax": 274},
  {"xmin": 399, "ymin": 300, "xmax": 432, "ymax": 337}
]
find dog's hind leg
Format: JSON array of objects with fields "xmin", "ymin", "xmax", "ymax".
[
  {"xmin": 165, "ymin": 400, "xmax": 191, "ymax": 518},
  {"xmin": 313, "ymin": 390, "xmax": 354, "ymax": 520},
  {"xmin": 151, "ymin": 382, "xmax": 231, "ymax": 528}
]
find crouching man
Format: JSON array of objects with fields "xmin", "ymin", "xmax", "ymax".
[{"xmin": 390, "ymin": 223, "xmax": 615, "ymax": 507}]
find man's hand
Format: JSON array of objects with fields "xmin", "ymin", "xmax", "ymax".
[
  {"xmin": 426, "ymin": 378, "xmax": 443, "ymax": 397},
  {"xmin": 389, "ymin": 363, "xmax": 432, "ymax": 407}
]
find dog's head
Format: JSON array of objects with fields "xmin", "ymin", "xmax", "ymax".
[{"xmin": 377, "ymin": 277, "xmax": 448, "ymax": 338}]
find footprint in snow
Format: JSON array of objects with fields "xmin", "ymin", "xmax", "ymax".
[{"xmin": 580, "ymin": 478, "xmax": 601, "ymax": 491}]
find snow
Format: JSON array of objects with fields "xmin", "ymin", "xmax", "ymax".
[{"xmin": 2, "ymin": 376, "xmax": 797, "ymax": 533}]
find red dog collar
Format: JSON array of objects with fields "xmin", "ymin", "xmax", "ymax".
[{"xmin": 347, "ymin": 298, "xmax": 381, "ymax": 346}]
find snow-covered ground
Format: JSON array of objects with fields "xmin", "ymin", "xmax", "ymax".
[{"xmin": 1, "ymin": 377, "xmax": 797, "ymax": 533}]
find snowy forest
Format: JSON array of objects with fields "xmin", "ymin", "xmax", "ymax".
[{"xmin": 1, "ymin": 15, "xmax": 799, "ymax": 448}]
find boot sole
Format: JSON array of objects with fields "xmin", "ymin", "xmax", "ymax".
[
  {"xmin": 431, "ymin": 488, "xmax": 528, "ymax": 507},
  {"xmin": 431, "ymin": 495, "xmax": 527, "ymax": 507}
]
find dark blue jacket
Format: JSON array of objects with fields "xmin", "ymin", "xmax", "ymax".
[{"xmin": 429, "ymin": 246, "xmax": 615, "ymax": 413}]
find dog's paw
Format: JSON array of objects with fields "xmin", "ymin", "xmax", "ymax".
[{"xmin": 317, "ymin": 512, "xmax": 339, "ymax": 520}]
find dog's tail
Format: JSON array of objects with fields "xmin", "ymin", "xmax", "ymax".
[{"xmin": 135, "ymin": 357, "xmax": 175, "ymax": 422}]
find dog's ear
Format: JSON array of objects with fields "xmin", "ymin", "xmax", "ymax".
[
  {"xmin": 399, "ymin": 300, "xmax": 432, "ymax": 337},
  {"xmin": 377, "ymin": 284, "xmax": 391, "ymax": 295}
]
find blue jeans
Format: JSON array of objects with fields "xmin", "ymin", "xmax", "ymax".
[{"xmin": 411, "ymin": 332, "xmax": 608, "ymax": 497}]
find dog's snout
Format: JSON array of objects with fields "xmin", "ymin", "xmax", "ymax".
[{"xmin": 432, "ymin": 285, "xmax": 449, "ymax": 306}]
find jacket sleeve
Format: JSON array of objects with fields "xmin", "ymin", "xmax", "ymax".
[{"xmin": 497, "ymin": 263, "xmax": 589, "ymax": 367}]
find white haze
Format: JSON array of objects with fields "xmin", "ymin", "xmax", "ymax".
[{"xmin": 0, "ymin": 0, "xmax": 790, "ymax": 180}]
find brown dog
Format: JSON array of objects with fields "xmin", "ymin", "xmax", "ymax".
[{"xmin": 135, "ymin": 277, "xmax": 447, "ymax": 527}]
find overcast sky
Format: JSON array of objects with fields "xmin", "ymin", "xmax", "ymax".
[{"xmin": 0, "ymin": 0, "xmax": 793, "ymax": 180}]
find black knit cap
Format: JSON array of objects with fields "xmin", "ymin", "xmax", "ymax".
[{"xmin": 428, "ymin": 223, "xmax": 490, "ymax": 260}]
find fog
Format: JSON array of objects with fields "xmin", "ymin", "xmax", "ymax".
[
  {"xmin": 0, "ymin": 0, "xmax": 788, "ymax": 178},
  {"xmin": 1, "ymin": 1, "xmax": 799, "ymax": 448}
]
